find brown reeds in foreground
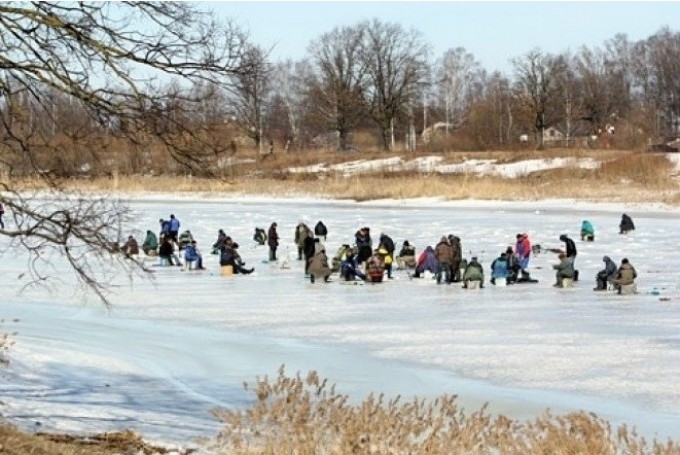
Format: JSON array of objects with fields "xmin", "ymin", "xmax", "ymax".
[{"xmin": 211, "ymin": 366, "xmax": 679, "ymax": 455}]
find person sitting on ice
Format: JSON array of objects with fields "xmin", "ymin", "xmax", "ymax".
[
  {"xmin": 619, "ymin": 213, "xmax": 635, "ymax": 234},
  {"xmin": 462, "ymin": 257, "xmax": 484, "ymax": 289},
  {"xmin": 552, "ymin": 253, "xmax": 574, "ymax": 288},
  {"xmin": 559, "ymin": 233, "xmax": 579, "ymax": 279},
  {"xmin": 183, "ymin": 240, "xmax": 205, "ymax": 270},
  {"xmin": 365, "ymin": 250, "xmax": 386, "ymax": 283},
  {"xmin": 159, "ymin": 236, "xmax": 181, "ymax": 266},
  {"xmin": 594, "ymin": 255, "xmax": 618, "ymax": 291},
  {"xmin": 490, "ymin": 252, "xmax": 509, "ymax": 285},
  {"xmin": 609, "ymin": 258, "xmax": 637, "ymax": 293},
  {"xmin": 413, "ymin": 245, "xmax": 439, "ymax": 279},
  {"xmin": 142, "ymin": 230, "xmax": 158, "ymax": 256},
  {"xmin": 341, "ymin": 249, "xmax": 366, "ymax": 282},
  {"xmin": 308, "ymin": 247, "xmax": 331, "ymax": 283},
  {"xmin": 332, "ymin": 244, "xmax": 351, "ymax": 273},
  {"xmin": 395, "ymin": 240, "xmax": 416, "ymax": 270},
  {"xmin": 253, "ymin": 227, "xmax": 267, "ymax": 246},
  {"xmin": 121, "ymin": 235, "xmax": 139, "ymax": 259},
  {"xmin": 219, "ymin": 241, "xmax": 253, "ymax": 274},
  {"xmin": 580, "ymin": 220, "xmax": 595, "ymax": 241},
  {"xmin": 178, "ymin": 229, "xmax": 194, "ymax": 250}
]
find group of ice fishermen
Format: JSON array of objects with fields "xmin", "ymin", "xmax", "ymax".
[{"xmin": 118, "ymin": 212, "xmax": 638, "ymax": 293}]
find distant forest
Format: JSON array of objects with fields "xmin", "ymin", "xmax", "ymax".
[{"xmin": 2, "ymin": 3, "xmax": 679, "ymax": 179}]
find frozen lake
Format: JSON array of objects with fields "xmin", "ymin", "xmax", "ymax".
[{"xmin": 2, "ymin": 196, "xmax": 680, "ymax": 448}]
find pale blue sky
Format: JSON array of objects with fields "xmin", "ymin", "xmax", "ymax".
[{"xmin": 206, "ymin": 1, "xmax": 680, "ymax": 74}]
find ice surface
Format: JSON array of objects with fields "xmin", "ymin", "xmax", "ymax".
[{"xmin": 2, "ymin": 196, "xmax": 680, "ymax": 448}]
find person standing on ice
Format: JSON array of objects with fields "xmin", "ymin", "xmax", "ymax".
[
  {"xmin": 294, "ymin": 220, "xmax": 313, "ymax": 260},
  {"xmin": 354, "ymin": 227, "xmax": 373, "ymax": 267},
  {"xmin": 168, "ymin": 214, "xmax": 180, "ymax": 244},
  {"xmin": 434, "ymin": 236, "xmax": 454, "ymax": 284},
  {"xmin": 268, "ymin": 222, "xmax": 279, "ymax": 261},
  {"xmin": 514, "ymin": 233, "xmax": 532, "ymax": 277}
]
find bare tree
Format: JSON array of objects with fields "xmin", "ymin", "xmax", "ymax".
[
  {"xmin": 361, "ymin": 19, "xmax": 430, "ymax": 151},
  {"xmin": 307, "ymin": 24, "xmax": 369, "ymax": 151},
  {"xmin": 0, "ymin": 2, "xmax": 253, "ymax": 305},
  {"xmin": 512, "ymin": 49, "xmax": 563, "ymax": 150},
  {"xmin": 227, "ymin": 44, "xmax": 273, "ymax": 154},
  {"xmin": 435, "ymin": 47, "xmax": 481, "ymax": 135},
  {"xmin": 270, "ymin": 59, "xmax": 310, "ymax": 150}
]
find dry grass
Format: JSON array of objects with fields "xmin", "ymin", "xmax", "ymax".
[
  {"xmin": 4, "ymin": 149, "xmax": 680, "ymax": 205},
  {"xmin": 0, "ymin": 425, "xmax": 191, "ymax": 455},
  {"xmin": 211, "ymin": 366, "xmax": 679, "ymax": 455}
]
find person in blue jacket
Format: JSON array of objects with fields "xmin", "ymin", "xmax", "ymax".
[
  {"xmin": 490, "ymin": 252, "xmax": 509, "ymax": 285},
  {"xmin": 183, "ymin": 240, "xmax": 205, "ymax": 270},
  {"xmin": 341, "ymin": 249, "xmax": 366, "ymax": 281},
  {"xmin": 168, "ymin": 214, "xmax": 180, "ymax": 244},
  {"xmin": 580, "ymin": 220, "xmax": 595, "ymax": 241},
  {"xmin": 594, "ymin": 255, "xmax": 617, "ymax": 291}
]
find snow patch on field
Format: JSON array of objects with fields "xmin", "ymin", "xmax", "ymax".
[{"xmin": 288, "ymin": 155, "xmax": 601, "ymax": 178}]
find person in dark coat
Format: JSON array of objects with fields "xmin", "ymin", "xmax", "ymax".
[
  {"xmin": 314, "ymin": 221, "xmax": 328, "ymax": 240},
  {"xmin": 303, "ymin": 235, "xmax": 316, "ymax": 274},
  {"xmin": 448, "ymin": 235, "xmax": 463, "ymax": 282},
  {"xmin": 158, "ymin": 236, "xmax": 180, "ymax": 266},
  {"xmin": 594, "ymin": 255, "xmax": 617, "ymax": 291},
  {"xmin": 220, "ymin": 242, "xmax": 254, "ymax": 274},
  {"xmin": 355, "ymin": 227, "xmax": 373, "ymax": 265},
  {"xmin": 294, "ymin": 220, "xmax": 314, "ymax": 260},
  {"xmin": 253, "ymin": 227, "xmax": 267, "ymax": 246},
  {"xmin": 212, "ymin": 229, "xmax": 228, "ymax": 254},
  {"xmin": 267, "ymin": 222, "xmax": 279, "ymax": 261},
  {"xmin": 378, "ymin": 233, "xmax": 395, "ymax": 279},
  {"xmin": 619, "ymin": 214, "xmax": 635, "ymax": 234}
]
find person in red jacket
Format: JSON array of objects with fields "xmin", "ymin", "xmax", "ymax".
[{"xmin": 515, "ymin": 233, "xmax": 532, "ymax": 273}]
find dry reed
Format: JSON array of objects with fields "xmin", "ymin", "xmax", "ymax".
[
  {"xmin": 211, "ymin": 366, "xmax": 679, "ymax": 455},
  {"xmin": 4, "ymin": 149, "xmax": 680, "ymax": 206}
]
